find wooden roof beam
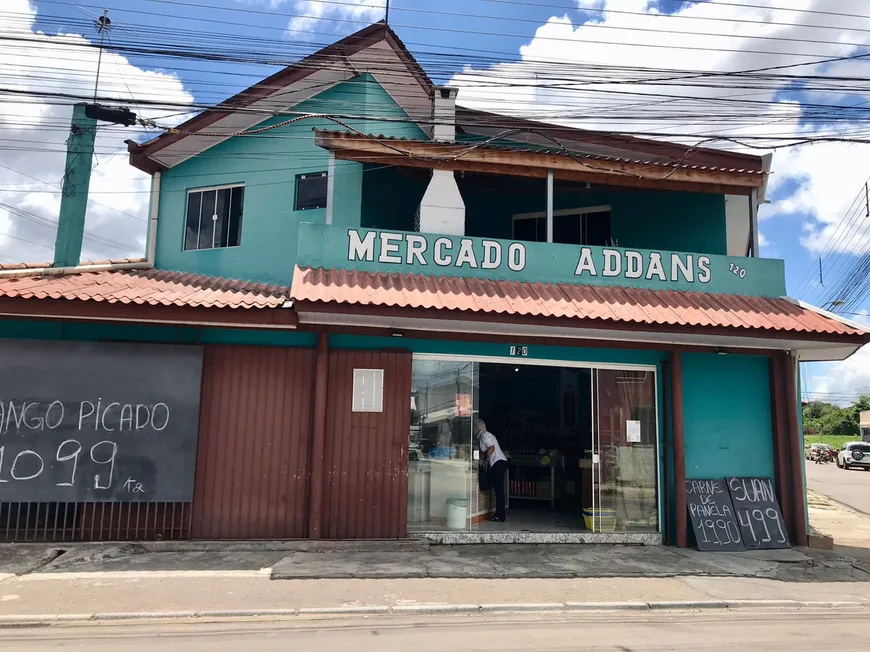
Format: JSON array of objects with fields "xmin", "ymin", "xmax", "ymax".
[{"xmin": 314, "ymin": 131, "xmax": 765, "ymax": 196}]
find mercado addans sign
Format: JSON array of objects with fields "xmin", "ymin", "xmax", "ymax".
[{"xmin": 296, "ymin": 224, "xmax": 787, "ymax": 297}]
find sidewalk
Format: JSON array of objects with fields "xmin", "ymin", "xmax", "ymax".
[{"xmin": 1, "ymin": 540, "xmax": 869, "ymax": 623}]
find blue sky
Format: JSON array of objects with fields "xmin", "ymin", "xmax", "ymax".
[{"xmin": 9, "ymin": 0, "xmax": 870, "ymax": 401}]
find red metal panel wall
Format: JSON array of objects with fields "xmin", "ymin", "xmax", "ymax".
[
  {"xmin": 191, "ymin": 345, "xmax": 315, "ymax": 539},
  {"xmin": 322, "ymin": 350, "xmax": 412, "ymax": 539}
]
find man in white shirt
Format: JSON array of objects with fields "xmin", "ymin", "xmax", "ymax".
[{"xmin": 477, "ymin": 419, "xmax": 508, "ymax": 522}]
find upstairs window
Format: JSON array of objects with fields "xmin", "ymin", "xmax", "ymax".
[
  {"xmin": 513, "ymin": 207, "xmax": 612, "ymax": 247},
  {"xmin": 184, "ymin": 185, "xmax": 244, "ymax": 251},
  {"xmin": 295, "ymin": 171, "xmax": 328, "ymax": 210}
]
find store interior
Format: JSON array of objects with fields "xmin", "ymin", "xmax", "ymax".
[{"xmin": 407, "ymin": 359, "xmax": 659, "ymax": 534}]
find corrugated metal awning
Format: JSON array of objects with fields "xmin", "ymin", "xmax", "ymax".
[{"xmin": 291, "ymin": 266, "xmax": 868, "ymax": 342}]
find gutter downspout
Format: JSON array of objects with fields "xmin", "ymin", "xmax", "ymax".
[{"xmin": 0, "ymin": 171, "xmax": 160, "ymax": 279}]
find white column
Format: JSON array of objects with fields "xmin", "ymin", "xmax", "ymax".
[
  {"xmin": 546, "ymin": 169, "xmax": 554, "ymax": 243},
  {"xmin": 326, "ymin": 152, "xmax": 335, "ymax": 226}
]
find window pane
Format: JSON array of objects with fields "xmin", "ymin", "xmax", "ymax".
[
  {"xmin": 198, "ymin": 190, "xmax": 216, "ymax": 250},
  {"xmin": 184, "ymin": 191, "xmax": 202, "ymax": 251},
  {"xmin": 214, "ymin": 188, "xmax": 230, "ymax": 248},
  {"xmin": 408, "ymin": 359, "xmax": 476, "ymax": 532},
  {"xmin": 585, "ymin": 211, "xmax": 612, "ymax": 247},
  {"xmin": 228, "ymin": 187, "xmax": 244, "ymax": 247},
  {"xmin": 295, "ymin": 172, "xmax": 327, "ymax": 211},
  {"xmin": 554, "ymin": 214, "xmax": 583, "ymax": 245},
  {"xmin": 514, "ymin": 217, "xmax": 544, "ymax": 243}
]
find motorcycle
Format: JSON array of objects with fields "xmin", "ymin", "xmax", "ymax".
[{"xmin": 816, "ymin": 449, "xmax": 836, "ymax": 464}]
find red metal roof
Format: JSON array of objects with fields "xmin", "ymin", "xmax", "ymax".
[
  {"xmin": 314, "ymin": 130, "xmax": 766, "ymax": 176},
  {"xmin": 0, "ymin": 268, "xmax": 290, "ymax": 310},
  {"xmin": 291, "ymin": 267, "xmax": 867, "ymax": 339}
]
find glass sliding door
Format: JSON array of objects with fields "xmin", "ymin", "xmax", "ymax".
[
  {"xmin": 591, "ymin": 368, "xmax": 659, "ymax": 533},
  {"xmin": 407, "ymin": 359, "xmax": 478, "ymax": 532}
]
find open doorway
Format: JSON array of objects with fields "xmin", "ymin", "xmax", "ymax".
[{"xmin": 474, "ymin": 363, "xmax": 592, "ymax": 532}]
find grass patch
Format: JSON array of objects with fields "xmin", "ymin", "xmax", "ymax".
[{"xmin": 804, "ymin": 435, "xmax": 855, "ymax": 450}]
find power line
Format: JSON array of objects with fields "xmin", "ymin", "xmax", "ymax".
[{"xmin": 0, "ymin": 162, "xmax": 147, "ymax": 223}]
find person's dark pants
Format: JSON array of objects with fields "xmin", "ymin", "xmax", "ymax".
[{"xmin": 487, "ymin": 460, "xmax": 508, "ymax": 521}]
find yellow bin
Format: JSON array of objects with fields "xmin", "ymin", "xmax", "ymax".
[{"xmin": 582, "ymin": 507, "xmax": 616, "ymax": 532}]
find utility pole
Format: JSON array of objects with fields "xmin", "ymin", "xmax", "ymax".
[
  {"xmin": 54, "ymin": 11, "xmax": 137, "ymax": 268},
  {"xmin": 93, "ymin": 10, "xmax": 112, "ymax": 102},
  {"xmin": 384, "ymin": 0, "xmax": 390, "ymax": 24},
  {"xmin": 54, "ymin": 104, "xmax": 97, "ymax": 267}
]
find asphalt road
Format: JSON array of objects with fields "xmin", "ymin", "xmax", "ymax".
[
  {"xmin": 1, "ymin": 611, "xmax": 868, "ymax": 651},
  {"xmin": 806, "ymin": 459, "xmax": 870, "ymax": 515}
]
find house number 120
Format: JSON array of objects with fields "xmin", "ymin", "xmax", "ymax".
[{"xmin": 729, "ymin": 263, "xmax": 746, "ymax": 279}]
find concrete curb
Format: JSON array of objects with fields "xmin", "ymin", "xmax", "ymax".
[{"xmin": 0, "ymin": 600, "xmax": 867, "ymax": 626}]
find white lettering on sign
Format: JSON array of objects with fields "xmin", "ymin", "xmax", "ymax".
[
  {"xmin": 573, "ymin": 248, "xmax": 714, "ymax": 285},
  {"xmin": 508, "ymin": 243, "xmax": 525, "ymax": 271},
  {"xmin": 698, "ymin": 256, "xmax": 711, "ymax": 283},
  {"xmin": 0, "ymin": 399, "xmax": 170, "ymax": 492},
  {"xmin": 378, "ymin": 232, "xmax": 402, "ymax": 264},
  {"xmin": 346, "ymin": 229, "xmax": 528, "ymax": 273},
  {"xmin": 625, "ymin": 250, "xmax": 643, "ymax": 279},
  {"xmin": 434, "ymin": 237, "xmax": 452, "ymax": 266},
  {"xmin": 455, "ymin": 239, "xmax": 478, "ymax": 268},
  {"xmin": 482, "ymin": 240, "xmax": 501, "ymax": 269},
  {"xmin": 406, "ymin": 234, "xmax": 427, "ymax": 265},
  {"xmin": 348, "ymin": 229, "xmax": 376, "ymax": 262},
  {"xmin": 574, "ymin": 248, "xmax": 597, "ymax": 276},
  {"xmin": 602, "ymin": 249, "xmax": 621, "ymax": 277},
  {"xmin": 343, "ymin": 230, "xmax": 729, "ymax": 284},
  {"xmin": 645, "ymin": 253, "xmax": 667, "ymax": 281}
]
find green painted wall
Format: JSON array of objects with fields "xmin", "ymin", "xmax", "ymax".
[
  {"xmin": 682, "ymin": 353, "xmax": 774, "ymax": 480},
  {"xmin": 360, "ymin": 173, "xmax": 728, "ymax": 256},
  {"xmin": 460, "ymin": 177, "xmax": 728, "ymax": 255},
  {"xmin": 155, "ymin": 74, "xmax": 425, "ymax": 285},
  {"xmin": 329, "ymin": 333, "xmax": 668, "ymax": 365},
  {"xmin": 0, "ymin": 320, "xmax": 316, "ymax": 348}
]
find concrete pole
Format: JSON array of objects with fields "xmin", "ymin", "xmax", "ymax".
[{"xmin": 54, "ymin": 103, "xmax": 97, "ymax": 267}]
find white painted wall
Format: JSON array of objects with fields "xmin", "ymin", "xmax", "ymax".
[
  {"xmin": 725, "ymin": 194, "xmax": 751, "ymax": 257},
  {"xmin": 418, "ymin": 170, "xmax": 466, "ymax": 235}
]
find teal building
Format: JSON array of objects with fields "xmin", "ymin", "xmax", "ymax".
[{"xmin": 0, "ymin": 22, "xmax": 865, "ymax": 547}]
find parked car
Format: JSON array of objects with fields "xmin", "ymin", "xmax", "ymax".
[
  {"xmin": 806, "ymin": 443, "xmax": 832, "ymax": 461},
  {"xmin": 837, "ymin": 442, "xmax": 870, "ymax": 470}
]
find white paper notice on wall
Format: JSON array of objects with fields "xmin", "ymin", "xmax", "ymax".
[
  {"xmin": 352, "ymin": 368, "xmax": 384, "ymax": 412},
  {"xmin": 626, "ymin": 420, "xmax": 642, "ymax": 443}
]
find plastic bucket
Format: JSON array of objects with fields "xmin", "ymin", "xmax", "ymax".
[{"xmin": 446, "ymin": 497, "xmax": 468, "ymax": 529}]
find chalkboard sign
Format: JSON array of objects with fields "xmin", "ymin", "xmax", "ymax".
[
  {"xmin": 726, "ymin": 477, "xmax": 790, "ymax": 550},
  {"xmin": 0, "ymin": 340, "xmax": 203, "ymax": 503},
  {"xmin": 685, "ymin": 479, "xmax": 744, "ymax": 551}
]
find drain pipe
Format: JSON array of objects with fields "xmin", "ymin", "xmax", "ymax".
[{"xmin": 0, "ymin": 171, "xmax": 160, "ymax": 279}]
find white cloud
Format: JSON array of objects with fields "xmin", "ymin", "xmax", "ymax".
[
  {"xmin": 758, "ymin": 232, "xmax": 770, "ymax": 247},
  {"xmin": 450, "ymin": 0, "xmax": 870, "ymax": 258},
  {"xmin": 286, "ymin": 0, "xmax": 384, "ymax": 38},
  {"xmin": 448, "ymin": 0, "xmax": 870, "ymax": 390},
  {"xmin": 0, "ymin": 0, "xmax": 193, "ymax": 264},
  {"xmin": 803, "ymin": 344, "xmax": 870, "ymax": 406}
]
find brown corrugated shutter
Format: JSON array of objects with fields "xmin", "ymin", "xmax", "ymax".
[
  {"xmin": 322, "ymin": 350, "xmax": 411, "ymax": 539},
  {"xmin": 191, "ymin": 345, "xmax": 315, "ymax": 539}
]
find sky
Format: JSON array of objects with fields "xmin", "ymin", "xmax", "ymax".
[{"xmin": 3, "ymin": 0, "xmax": 870, "ymax": 403}]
